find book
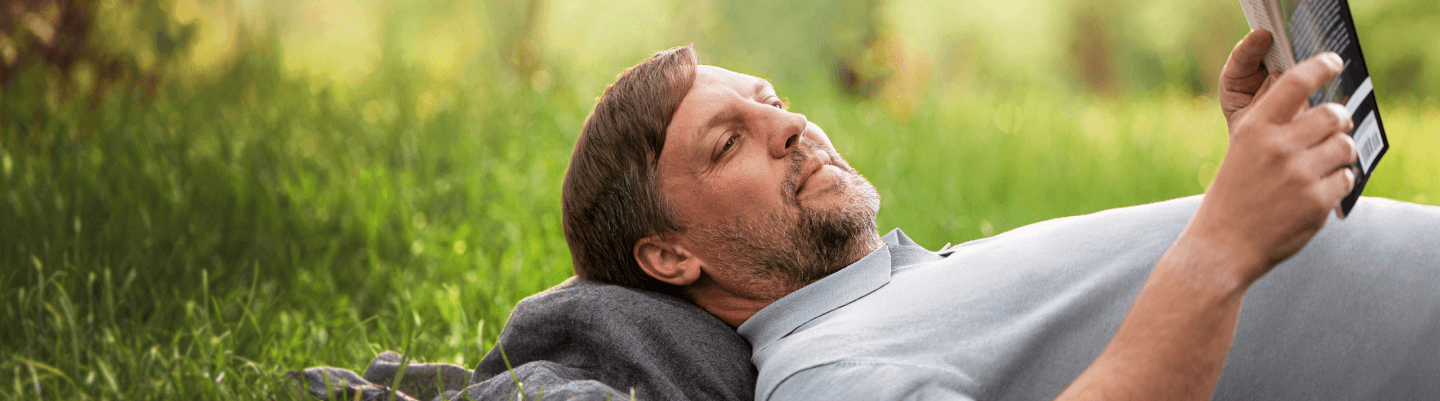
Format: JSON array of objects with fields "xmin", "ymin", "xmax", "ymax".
[{"xmin": 1239, "ymin": 0, "xmax": 1388, "ymax": 217}]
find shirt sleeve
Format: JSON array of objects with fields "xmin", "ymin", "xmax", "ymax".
[{"xmin": 766, "ymin": 361, "xmax": 978, "ymax": 401}]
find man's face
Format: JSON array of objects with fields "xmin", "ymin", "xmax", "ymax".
[{"xmin": 657, "ymin": 65, "xmax": 881, "ymax": 300}]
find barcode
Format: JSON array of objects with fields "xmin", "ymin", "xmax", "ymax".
[{"xmin": 1354, "ymin": 110, "xmax": 1381, "ymax": 173}]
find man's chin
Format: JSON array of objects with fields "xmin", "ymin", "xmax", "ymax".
[
  {"xmin": 791, "ymin": 175, "xmax": 881, "ymax": 281},
  {"xmin": 826, "ymin": 173, "xmax": 881, "ymax": 223}
]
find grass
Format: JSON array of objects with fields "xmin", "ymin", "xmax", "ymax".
[
  {"xmin": 3, "ymin": 50, "xmax": 583, "ymax": 398},
  {"xmin": 4, "ymin": 4, "xmax": 1439, "ymax": 399}
]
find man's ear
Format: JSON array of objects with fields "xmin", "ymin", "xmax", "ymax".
[{"xmin": 634, "ymin": 234, "xmax": 703, "ymax": 286}]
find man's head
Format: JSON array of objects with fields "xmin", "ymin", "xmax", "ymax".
[{"xmin": 563, "ymin": 45, "xmax": 883, "ymax": 312}]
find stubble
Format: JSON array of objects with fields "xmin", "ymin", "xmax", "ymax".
[{"xmin": 692, "ymin": 140, "xmax": 881, "ymax": 300}]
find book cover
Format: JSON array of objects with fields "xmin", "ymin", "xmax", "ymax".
[{"xmin": 1240, "ymin": 0, "xmax": 1388, "ymax": 217}]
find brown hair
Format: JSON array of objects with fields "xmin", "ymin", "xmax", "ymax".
[{"xmin": 562, "ymin": 45, "xmax": 698, "ymax": 297}]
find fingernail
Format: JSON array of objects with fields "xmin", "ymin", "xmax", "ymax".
[{"xmin": 1326, "ymin": 52, "xmax": 1343, "ymax": 68}]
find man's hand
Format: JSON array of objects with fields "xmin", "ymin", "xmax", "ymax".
[
  {"xmin": 1192, "ymin": 50, "xmax": 1357, "ymax": 282},
  {"xmin": 1057, "ymin": 39, "xmax": 1358, "ymax": 401},
  {"xmin": 1219, "ymin": 29, "xmax": 1280, "ymax": 132}
]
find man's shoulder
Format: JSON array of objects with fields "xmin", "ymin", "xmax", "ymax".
[{"xmin": 941, "ymin": 195, "xmax": 1202, "ymax": 261}]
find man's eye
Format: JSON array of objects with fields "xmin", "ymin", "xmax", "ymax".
[
  {"xmin": 771, "ymin": 101, "xmax": 785, "ymax": 109},
  {"xmin": 722, "ymin": 136, "xmax": 737, "ymax": 153}
]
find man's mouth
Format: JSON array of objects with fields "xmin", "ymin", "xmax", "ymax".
[{"xmin": 794, "ymin": 153, "xmax": 837, "ymax": 197}]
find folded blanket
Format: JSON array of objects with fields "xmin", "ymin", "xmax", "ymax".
[{"xmin": 290, "ymin": 278, "xmax": 757, "ymax": 400}]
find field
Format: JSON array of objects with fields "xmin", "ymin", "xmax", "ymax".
[{"xmin": 3, "ymin": 0, "xmax": 1437, "ymax": 398}]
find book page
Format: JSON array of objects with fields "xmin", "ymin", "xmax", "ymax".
[{"xmin": 1239, "ymin": 0, "xmax": 1296, "ymax": 71}]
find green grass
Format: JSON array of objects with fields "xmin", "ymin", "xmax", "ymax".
[
  {"xmin": 3, "ymin": 51, "xmax": 583, "ymax": 398},
  {"xmin": 6, "ymin": 62, "xmax": 1436, "ymax": 398},
  {"xmin": 4, "ymin": 1, "xmax": 1439, "ymax": 399}
]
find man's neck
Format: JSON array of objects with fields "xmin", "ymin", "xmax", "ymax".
[
  {"xmin": 692, "ymin": 284, "xmax": 777, "ymax": 327},
  {"xmin": 695, "ymin": 232, "xmax": 886, "ymax": 327}
]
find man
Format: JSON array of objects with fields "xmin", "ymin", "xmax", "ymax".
[{"xmin": 561, "ymin": 29, "xmax": 1440, "ymax": 400}]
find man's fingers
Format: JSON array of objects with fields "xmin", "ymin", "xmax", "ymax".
[
  {"xmin": 1219, "ymin": 30, "xmax": 1275, "ymax": 121},
  {"xmin": 1254, "ymin": 52, "xmax": 1345, "ymax": 123},
  {"xmin": 1307, "ymin": 131, "xmax": 1359, "ymax": 174},
  {"xmin": 1331, "ymin": 166, "xmax": 1359, "ymax": 219},
  {"xmin": 1318, "ymin": 166, "xmax": 1357, "ymax": 213},
  {"xmin": 1307, "ymin": 132, "xmax": 1358, "ymax": 219},
  {"xmin": 1296, "ymin": 103, "xmax": 1355, "ymax": 146},
  {"xmin": 1221, "ymin": 29, "xmax": 1274, "ymax": 84},
  {"xmin": 1255, "ymin": 72, "xmax": 1281, "ymax": 102}
]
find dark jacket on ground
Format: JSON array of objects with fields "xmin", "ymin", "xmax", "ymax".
[{"xmin": 290, "ymin": 278, "xmax": 757, "ymax": 401}]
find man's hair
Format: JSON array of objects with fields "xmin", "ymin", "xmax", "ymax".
[{"xmin": 562, "ymin": 45, "xmax": 698, "ymax": 297}]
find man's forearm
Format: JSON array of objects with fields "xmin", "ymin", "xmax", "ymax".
[{"xmin": 1055, "ymin": 232, "xmax": 1252, "ymax": 401}]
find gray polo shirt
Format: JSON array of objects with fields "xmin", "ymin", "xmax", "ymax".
[{"xmin": 738, "ymin": 196, "xmax": 1440, "ymax": 400}]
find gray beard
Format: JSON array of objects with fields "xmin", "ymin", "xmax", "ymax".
[{"xmin": 692, "ymin": 140, "xmax": 880, "ymax": 300}]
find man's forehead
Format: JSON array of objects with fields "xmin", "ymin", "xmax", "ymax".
[{"xmin": 696, "ymin": 65, "xmax": 773, "ymax": 94}]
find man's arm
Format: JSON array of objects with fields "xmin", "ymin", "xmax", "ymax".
[{"xmin": 1056, "ymin": 29, "xmax": 1358, "ymax": 400}]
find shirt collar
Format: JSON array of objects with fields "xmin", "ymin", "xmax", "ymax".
[{"xmin": 737, "ymin": 229, "xmax": 941, "ymax": 352}]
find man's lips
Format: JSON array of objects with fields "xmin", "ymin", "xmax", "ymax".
[{"xmin": 795, "ymin": 153, "xmax": 836, "ymax": 196}]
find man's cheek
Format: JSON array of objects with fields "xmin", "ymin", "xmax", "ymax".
[{"xmin": 688, "ymin": 185, "xmax": 758, "ymax": 214}]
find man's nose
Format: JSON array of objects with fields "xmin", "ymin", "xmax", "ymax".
[{"xmin": 766, "ymin": 109, "xmax": 807, "ymax": 159}]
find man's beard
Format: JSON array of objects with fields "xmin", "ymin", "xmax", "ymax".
[{"xmin": 692, "ymin": 140, "xmax": 880, "ymax": 300}]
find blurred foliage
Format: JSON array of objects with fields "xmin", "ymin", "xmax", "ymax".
[{"xmin": 1, "ymin": 0, "xmax": 1437, "ymax": 398}]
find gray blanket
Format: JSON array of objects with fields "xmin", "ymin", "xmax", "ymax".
[{"xmin": 289, "ymin": 278, "xmax": 756, "ymax": 400}]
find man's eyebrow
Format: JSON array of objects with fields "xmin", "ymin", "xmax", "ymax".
[{"xmin": 755, "ymin": 79, "xmax": 773, "ymax": 96}]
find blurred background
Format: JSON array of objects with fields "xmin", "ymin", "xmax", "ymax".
[{"xmin": 3, "ymin": 0, "xmax": 1437, "ymax": 398}]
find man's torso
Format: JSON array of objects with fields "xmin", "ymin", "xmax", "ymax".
[{"xmin": 741, "ymin": 196, "xmax": 1440, "ymax": 400}]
